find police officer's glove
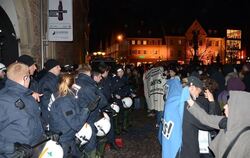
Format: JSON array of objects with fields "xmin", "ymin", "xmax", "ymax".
[
  {"xmin": 75, "ymin": 138, "xmax": 86, "ymax": 152},
  {"xmin": 45, "ymin": 130, "xmax": 61, "ymax": 142},
  {"xmin": 14, "ymin": 142, "xmax": 33, "ymax": 158},
  {"xmin": 88, "ymin": 96, "xmax": 101, "ymax": 112}
]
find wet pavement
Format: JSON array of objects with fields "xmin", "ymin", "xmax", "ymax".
[{"xmin": 104, "ymin": 108, "xmax": 161, "ymax": 158}]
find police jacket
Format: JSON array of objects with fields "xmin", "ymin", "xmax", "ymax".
[
  {"xmin": 99, "ymin": 75, "xmax": 113, "ymax": 103},
  {"xmin": 49, "ymin": 90, "xmax": 90, "ymax": 143},
  {"xmin": 112, "ymin": 75, "xmax": 131, "ymax": 98},
  {"xmin": 29, "ymin": 77, "xmax": 39, "ymax": 92},
  {"xmin": 38, "ymin": 72, "xmax": 59, "ymax": 124},
  {"xmin": 0, "ymin": 79, "xmax": 44, "ymax": 156},
  {"xmin": 0, "ymin": 77, "xmax": 6, "ymax": 90},
  {"xmin": 76, "ymin": 73, "xmax": 108, "ymax": 124},
  {"xmin": 76, "ymin": 73, "xmax": 108, "ymax": 151}
]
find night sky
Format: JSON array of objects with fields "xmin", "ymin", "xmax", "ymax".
[{"xmin": 89, "ymin": 0, "xmax": 250, "ymax": 52}]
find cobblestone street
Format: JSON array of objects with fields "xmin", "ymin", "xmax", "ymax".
[{"xmin": 104, "ymin": 108, "xmax": 161, "ymax": 158}]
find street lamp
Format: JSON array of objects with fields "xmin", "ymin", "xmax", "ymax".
[{"xmin": 117, "ymin": 34, "xmax": 123, "ymax": 42}]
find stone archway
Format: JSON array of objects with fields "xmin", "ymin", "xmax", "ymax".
[{"xmin": 0, "ymin": 5, "xmax": 18, "ymax": 65}]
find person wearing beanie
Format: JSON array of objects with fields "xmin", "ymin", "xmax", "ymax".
[
  {"xmin": 38, "ymin": 59, "xmax": 61, "ymax": 128},
  {"xmin": 0, "ymin": 63, "xmax": 7, "ymax": 90},
  {"xmin": 177, "ymin": 76, "xmax": 220, "ymax": 158},
  {"xmin": 17, "ymin": 55, "xmax": 39, "ymax": 92}
]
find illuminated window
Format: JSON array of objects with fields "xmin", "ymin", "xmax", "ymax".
[
  {"xmin": 178, "ymin": 40, "xmax": 182, "ymax": 45},
  {"xmin": 226, "ymin": 40, "xmax": 241, "ymax": 50},
  {"xmin": 143, "ymin": 40, "xmax": 147, "ymax": 45},
  {"xmin": 227, "ymin": 29, "xmax": 242, "ymax": 39},
  {"xmin": 132, "ymin": 40, "xmax": 135, "ymax": 45},
  {"xmin": 137, "ymin": 40, "xmax": 141, "ymax": 45}
]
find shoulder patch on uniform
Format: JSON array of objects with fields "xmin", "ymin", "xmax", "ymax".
[
  {"xmin": 15, "ymin": 99, "xmax": 25, "ymax": 109},
  {"xmin": 65, "ymin": 110, "xmax": 73, "ymax": 116}
]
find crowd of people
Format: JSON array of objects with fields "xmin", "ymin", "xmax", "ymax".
[
  {"xmin": 1, "ymin": 55, "xmax": 250, "ymax": 158},
  {"xmin": 143, "ymin": 61, "xmax": 250, "ymax": 158},
  {"xmin": 0, "ymin": 55, "xmax": 145, "ymax": 158}
]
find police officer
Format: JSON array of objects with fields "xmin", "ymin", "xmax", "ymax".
[
  {"xmin": 49, "ymin": 73, "xmax": 97, "ymax": 157},
  {"xmin": 38, "ymin": 59, "xmax": 61, "ymax": 128},
  {"xmin": 112, "ymin": 66, "xmax": 132, "ymax": 134},
  {"xmin": 76, "ymin": 64, "xmax": 108, "ymax": 157},
  {"xmin": 98, "ymin": 63, "xmax": 120, "ymax": 150},
  {"xmin": 17, "ymin": 55, "xmax": 43, "ymax": 102},
  {"xmin": 0, "ymin": 62, "xmax": 44, "ymax": 157}
]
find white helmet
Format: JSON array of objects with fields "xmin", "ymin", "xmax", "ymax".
[
  {"xmin": 39, "ymin": 140, "xmax": 64, "ymax": 158},
  {"xmin": 110, "ymin": 102, "xmax": 120, "ymax": 113},
  {"xmin": 122, "ymin": 97, "xmax": 133, "ymax": 108},
  {"xmin": 94, "ymin": 112, "xmax": 111, "ymax": 137},
  {"xmin": 0, "ymin": 63, "xmax": 6, "ymax": 72},
  {"xmin": 75, "ymin": 123, "xmax": 92, "ymax": 146}
]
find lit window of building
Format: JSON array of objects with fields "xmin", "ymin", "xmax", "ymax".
[
  {"xmin": 132, "ymin": 40, "xmax": 135, "ymax": 45},
  {"xmin": 178, "ymin": 40, "xmax": 182, "ymax": 45},
  {"xmin": 143, "ymin": 40, "xmax": 147, "ymax": 45},
  {"xmin": 137, "ymin": 40, "xmax": 141, "ymax": 45}
]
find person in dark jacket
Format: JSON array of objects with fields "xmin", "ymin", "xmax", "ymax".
[
  {"xmin": 38, "ymin": 59, "xmax": 61, "ymax": 128},
  {"xmin": 0, "ymin": 62, "xmax": 44, "ymax": 158},
  {"xmin": 112, "ymin": 66, "xmax": 132, "ymax": 134},
  {"xmin": 49, "ymin": 74, "xmax": 97, "ymax": 157},
  {"xmin": 177, "ymin": 76, "xmax": 218, "ymax": 158},
  {"xmin": 98, "ymin": 64, "xmax": 120, "ymax": 151},
  {"xmin": 76, "ymin": 64, "xmax": 108, "ymax": 157},
  {"xmin": 17, "ymin": 55, "xmax": 43, "ymax": 102}
]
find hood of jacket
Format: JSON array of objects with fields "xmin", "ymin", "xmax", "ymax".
[{"xmin": 210, "ymin": 90, "xmax": 250, "ymax": 157}]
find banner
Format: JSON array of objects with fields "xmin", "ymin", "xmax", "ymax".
[
  {"xmin": 48, "ymin": 0, "xmax": 73, "ymax": 41},
  {"xmin": 143, "ymin": 67, "xmax": 166, "ymax": 111}
]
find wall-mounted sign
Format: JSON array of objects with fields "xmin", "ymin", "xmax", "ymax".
[{"xmin": 48, "ymin": 0, "xmax": 73, "ymax": 41}]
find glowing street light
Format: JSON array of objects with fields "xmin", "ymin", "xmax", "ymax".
[{"xmin": 117, "ymin": 34, "xmax": 123, "ymax": 41}]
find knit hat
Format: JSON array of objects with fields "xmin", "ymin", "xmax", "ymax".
[
  {"xmin": 227, "ymin": 77, "xmax": 246, "ymax": 91},
  {"xmin": 187, "ymin": 76, "xmax": 204, "ymax": 89},
  {"xmin": 0, "ymin": 63, "xmax": 6, "ymax": 72},
  {"xmin": 44, "ymin": 59, "xmax": 60, "ymax": 71},
  {"xmin": 17, "ymin": 55, "xmax": 35, "ymax": 67}
]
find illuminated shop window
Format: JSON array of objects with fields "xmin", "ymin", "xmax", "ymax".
[
  {"xmin": 226, "ymin": 40, "xmax": 241, "ymax": 50},
  {"xmin": 227, "ymin": 29, "xmax": 241, "ymax": 39}
]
